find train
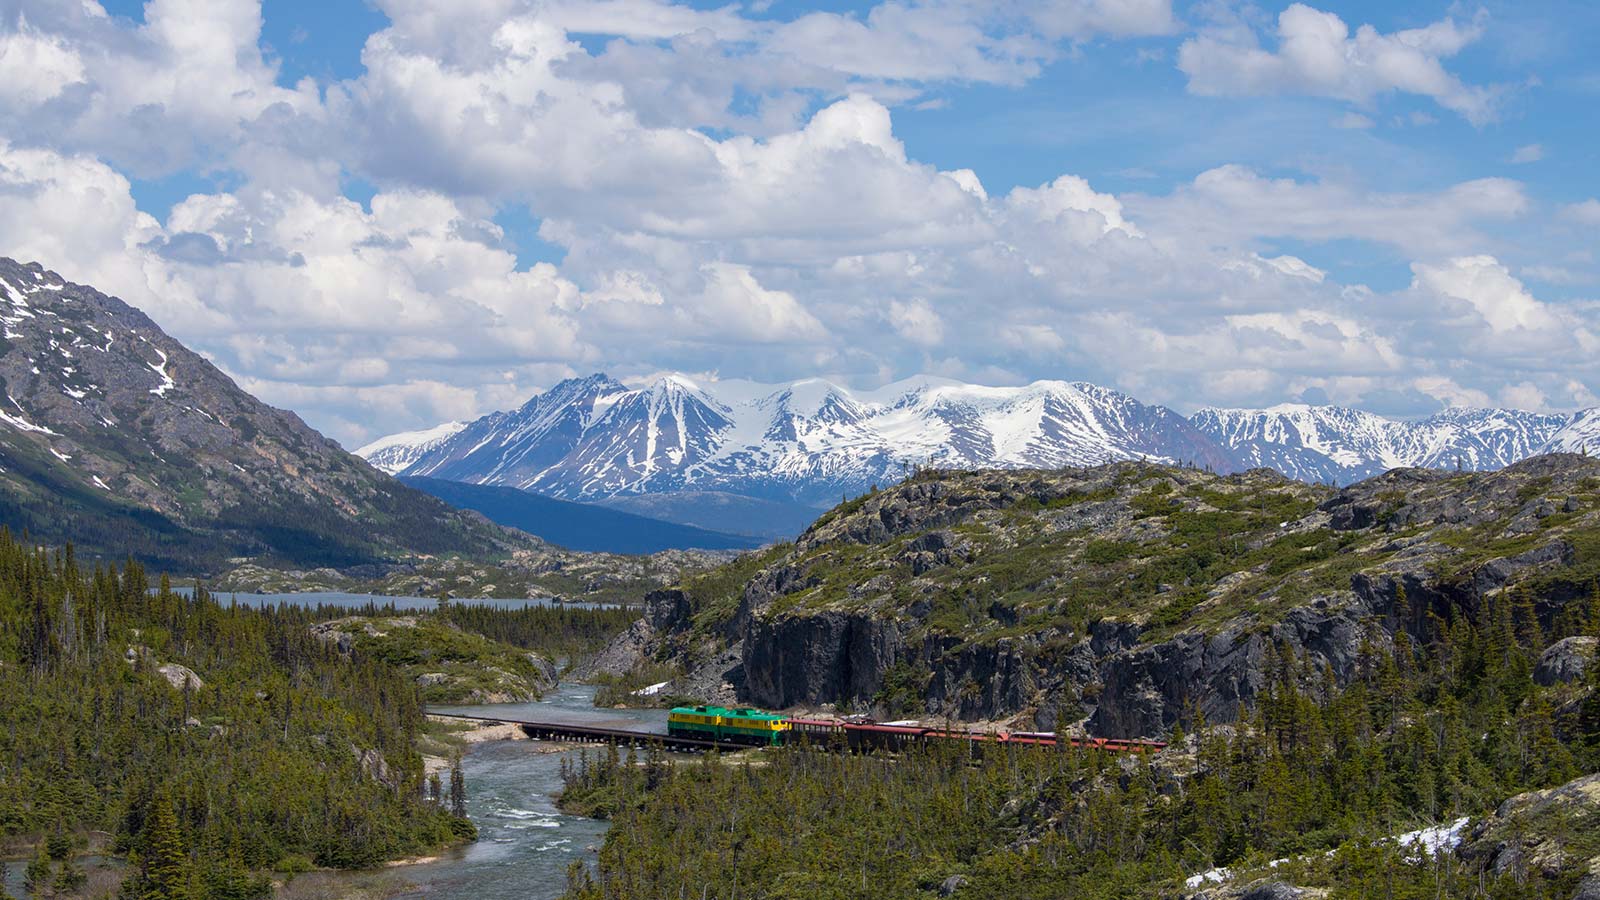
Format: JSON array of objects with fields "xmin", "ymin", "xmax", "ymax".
[{"xmin": 667, "ymin": 705, "xmax": 1166, "ymax": 754}]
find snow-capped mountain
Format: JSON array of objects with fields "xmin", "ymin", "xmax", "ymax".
[
  {"xmin": 363, "ymin": 373, "xmax": 1600, "ymax": 507},
  {"xmin": 357, "ymin": 421, "xmax": 467, "ymax": 474},
  {"xmin": 1189, "ymin": 404, "xmax": 1569, "ymax": 484},
  {"xmin": 1542, "ymin": 409, "xmax": 1600, "ymax": 455},
  {"xmin": 364, "ymin": 374, "xmax": 1234, "ymax": 507}
]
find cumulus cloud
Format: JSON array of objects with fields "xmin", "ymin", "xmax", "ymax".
[
  {"xmin": 0, "ymin": 20, "xmax": 85, "ymax": 106},
  {"xmin": 0, "ymin": 0, "xmax": 323, "ymax": 177},
  {"xmin": 1128, "ymin": 165, "xmax": 1527, "ymax": 258},
  {"xmin": 1411, "ymin": 256, "xmax": 1567, "ymax": 337},
  {"xmin": 1178, "ymin": 4, "xmax": 1500, "ymax": 124},
  {"xmin": 1, "ymin": 0, "xmax": 1596, "ymax": 442},
  {"xmin": 1563, "ymin": 200, "xmax": 1600, "ymax": 225}
]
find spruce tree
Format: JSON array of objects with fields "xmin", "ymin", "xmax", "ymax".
[
  {"xmin": 139, "ymin": 791, "xmax": 191, "ymax": 900},
  {"xmin": 449, "ymin": 756, "xmax": 467, "ymax": 819}
]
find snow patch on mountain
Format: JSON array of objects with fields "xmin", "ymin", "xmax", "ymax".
[
  {"xmin": 356, "ymin": 421, "xmax": 469, "ymax": 474},
  {"xmin": 1190, "ymin": 404, "xmax": 1568, "ymax": 484},
  {"xmin": 1542, "ymin": 408, "xmax": 1600, "ymax": 455},
  {"xmin": 362, "ymin": 373, "xmax": 1230, "ymax": 506}
]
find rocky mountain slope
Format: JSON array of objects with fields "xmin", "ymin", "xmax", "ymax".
[
  {"xmin": 0, "ymin": 257, "xmax": 524, "ymax": 572},
  {"xmin": 363, "ymin": 375, "xmax": 1596, "ymax": 528},
  {"xmin": 593, "ymin": 453, "xmax": 1600, "ymax": 738}
]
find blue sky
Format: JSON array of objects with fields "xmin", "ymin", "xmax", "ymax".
[{"xmin": 1, "ymin": 0, "xmax": 1597, "ymax": 443}]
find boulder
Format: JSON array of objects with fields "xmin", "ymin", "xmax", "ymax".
[
  {"xmin": 157, "ymin": 663, "xmax": 203, "ymax": 691},
  {"xmin": 1534, "ymin": 636, "xmax": 1595, "ymax": 686}
]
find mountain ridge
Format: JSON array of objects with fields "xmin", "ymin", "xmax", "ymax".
[{"xmin": 362, "ymin": 372, "xmax": 1593, "ymax": 503}]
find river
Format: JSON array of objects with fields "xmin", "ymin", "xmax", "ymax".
[{"xmin": 393, "ymin": 685, "xmax": 670, "ymax": 900}]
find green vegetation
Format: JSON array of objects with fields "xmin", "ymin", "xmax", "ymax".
[
  {"xmin": 591, "ymin": 661, "xmax": 687, "ymax": 708},
  {"xmin": 441, "ymin": 602, "xmax": 637, "ymax": 664},
  {"xmin": 0, "ymin": 529, "xmax": 476, "ymax": 896},
  {"xmin": 745, "ymin": 466, "xmax": 1368, "ymax": 646},
  {"xmin": 310, "ymin": 614, "xmax": 555, "ymax": 704},
  {"xmin": 562, "ymin": 589, "xmax": 1600, "ymax": 900},
  {"xmin": 214, "ymin": 545, "xmax": 711, "ymax": 606}
]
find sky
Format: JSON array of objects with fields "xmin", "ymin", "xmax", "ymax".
[{"xmin": 1, "ymin": 0, "xmax": 1597, "ymax": 446}]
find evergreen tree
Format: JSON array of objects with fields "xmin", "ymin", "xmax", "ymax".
[
  {"xmin": 137, "ymin": 791, "xmax": 191, "ymax": 900},
  {"xmin": 22, "ymin": 845, "xmax": 51, "ymax": 898},
  {"xmin": 449, "ymin": 757, "xmax": 467, "ymax": 819}
]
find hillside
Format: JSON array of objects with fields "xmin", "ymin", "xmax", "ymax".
[
  {"xmin": 0, "ymin": 534, "xmax": 474, "ymax": 878},
  {"xmin": 0, "ymin": 258, "xmax": 524, "ymax": 573},
  {"xmin": 400, "ymin": 476, "xmax": 760, "ymax": 553},
  {"xmin": 596, "ymin": 453, "xmax": 1600, "ymax": 737}
]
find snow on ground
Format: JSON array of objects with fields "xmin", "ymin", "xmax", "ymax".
[
  {"xmin": 1183, "ymin": 817, "xmax": 1471, "ymax": 889},
  {"xmin": 632, "ymin": 681, "xmax": 670, "ymax": 697}
]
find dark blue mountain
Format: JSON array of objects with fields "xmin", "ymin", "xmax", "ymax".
[{"xmin": 399, "ymin": 476, "xmax": 761, "ymax": 554}]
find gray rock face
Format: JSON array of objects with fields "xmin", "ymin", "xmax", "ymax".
[
  {"xmin": 742, "ymin": 610, "xmax": 902, "ymax": 709},
  {"xmin": 1534, "ymin": 636, "xmax": 1595, "ymax": 686}
]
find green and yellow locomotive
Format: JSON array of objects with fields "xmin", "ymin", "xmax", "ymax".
[{"xmin": 668, "ymin": 705, "xmax": 790, "ymax": 746}]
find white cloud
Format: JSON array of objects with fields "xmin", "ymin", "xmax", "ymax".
[
  {"xmin": 1563, "ymin": 199, "xmax": 1600, "ymax": 225},
  {"xmin": 887, "ymin": 298, "xmax": 944, "ymax": 346},
  {"xmin": 1178, "ymin": 4, "xmax": 1499, "ymax": 124},
  {"xmin": 0, "ymin": 0, "xmax": 323, "ymax": 177},
  {"xmin": 1129, "ymin": 165, "xmax": 1527, "ymax": 258},
  {"xmin": 1510, "ymin": 143, "xmax": 1544, "ymax": 164},
  {"xmin": 0, "ymin": 20, "xmax": 85, "ymax": 107},
  {"xmin": 2, "ymin": 0, "xmax": 1596, "ymax": 441},
  {"xmin": 1411, "ymin": 255, "xmax": 1563, "ymax": 336}
]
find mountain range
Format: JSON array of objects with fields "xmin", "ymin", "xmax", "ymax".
[{"xmin": 360, "ymin": 372, "xmax": 1597, "ymax": 534}]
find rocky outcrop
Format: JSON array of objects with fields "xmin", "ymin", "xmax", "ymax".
[
  {"xmin": 598, "ymin": 456, "xmax": 1600, "ymax": 736},
  {"xmin": 311, "ymin": 615, "xmax": 557, "ymax": 703},
  {"xmin": 1458, "ymin": 773, "xmax": 1600, "ymax": 885}
]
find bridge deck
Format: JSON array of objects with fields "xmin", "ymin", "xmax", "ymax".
[{"xmin": 429, "ymin": 713, "xmax": 741, "ymax": 753}]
